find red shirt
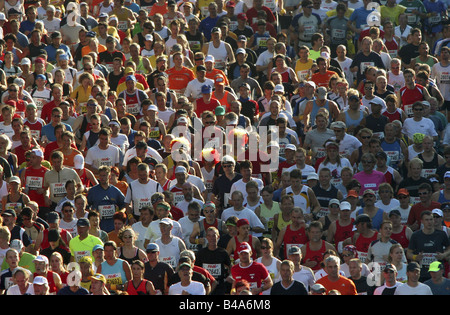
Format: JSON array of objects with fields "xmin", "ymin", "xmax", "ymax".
[
  {"xmin": 194, "ymin": 97, "xmax": 221, "ymax": 117},
  {"xmin": 40, "ymin": 100, "xmax": 58, "ymax": 124},
  {"xmin": 231, "ymin": 261, "xmax": 270, "ymax": 294},
  {"xmin": 283, "ymin": 224, "xmax": 308, "ymax": 259},
  {"xmin": 407, "ymin": 201, "xmax": 441, "ymax": 227},
  {"xmin": 22, "ymin": 165, "xmax": 49, "ymax": 207}
]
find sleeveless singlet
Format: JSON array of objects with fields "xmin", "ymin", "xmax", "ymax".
[
  {"xmin": 303, "ymin": 240, "xmax": 326, "ymax": 271},
  {"xmin": 345, "ymin": 110, "xmax": 364, "ymax": 128},
  {"xmin": 283, "ymin": 224, "xmax": 308, "ymax": 259},
  {"xmin": 207, "ymin": 41, "xmax": 228, "ymax": 70},
  {"xmin": 118, "ymin": 247, "xmax": 141, "ymax": 266},
  {"xmin": 418, "ymin": 152, "xmax": 439, "ymax": 178},
  {"xmin": 233, "ymin": 235, "xmax": 257, "ymax": 261},
  {"xmin": 126, "ymin": 279, "xmax": 151, "ymax": 295},
  {"xmin": 391, "ymin": 225, "xmax": 409, "ymax": 249},
  {"xmin": 285, "ymin": 185, "xmax": 311, "ymax": 213},
  {"xmin": 354, "ymin": 231, "xmax": 378, "ymax": 263},
  {"xmin": 101, "ymin": 259, "xmax": 128, "ymax": 285},
  {"xmin": 334, "ymin": 219, "xmax": 354, "ymax": 245}
]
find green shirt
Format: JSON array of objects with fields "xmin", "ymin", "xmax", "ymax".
[
  {"xmin": 399, "ymin": 0, "xmax": 427, "ymax": 26},
  {"xmin": 69, "ymin": 234, "xmax": 103, "ymax": 263}
]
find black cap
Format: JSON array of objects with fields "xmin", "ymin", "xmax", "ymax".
[
  {"xmin": 353, "ymin": 214, "xmax": 371, "ymax": 225},
  {"xmin": 47, "ymin": 212, "xmax": 60, "ymax": 223},
  {"xmin": 51, "ymin": 31, "xmax": 62, "ymax": 39},
  {"xmin": 2, "ymin": 209, "xmax": 16, "ymax": 217},
  {"xmin": 407, "ymin": 262, "xmax": 421, "ymax": 272},
  {"xmin": 77, "ymin": 218, "xmax": 90, "ymax": 227},
  {"xmin": 389, "ymin": 209, "xmax": 401, "ymax": 217},
  {"xmin": 196, "ymin": 65, "xmax": 206, "ymax": 72}
]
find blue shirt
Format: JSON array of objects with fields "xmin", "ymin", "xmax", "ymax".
[
  {"xmin": 41, "ymin": 123, "xmax": 73, "ymax": 142},
  {"xmin": 45, "ymin": 44, "xmax": 72, "ymax": 63},
  {"xmin": 87, "ymin": 184, "xmax": 126, "ymax": 232},
  {"xmin": 199, "ymin": 16, "xmax": 219, "ymax": 42},
  {"xmin": 349, "ymin": 7, "xmax": 373, "ymax": 38}
]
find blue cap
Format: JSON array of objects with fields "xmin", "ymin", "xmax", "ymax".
[
  {"xmin": 35, "ymin": 74, "xmax": 46, "ymax": 80},
  {"xmin": 146, "ymin": 243, "xmax": 159, "ymax": 253},
  {"xmin": 126, "ymin": 75, "xmax": 136, "ymax": 82},
  {"xmin": 201, "ymin": 84, "xmax": 212, "ymax": 94},
  {"xmin": 93, "ymin": 244, "xmax": 104, "ymax": 251},
  {"xmin": 59, "ymin": 54, "xmax": 69, "ymax": 61}
]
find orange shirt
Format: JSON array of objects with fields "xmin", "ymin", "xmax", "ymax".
[
  {"xmin": 82, "ymin": 44, "xmax": 106, "ymax": 58},
  {"xmin": 311, "ymin": 70, "xmax": 338, "ymax": 88},
  {"xmin": 316, "ymin": 275, "xmax": 358, "ymax": 295},
  {"xmin": 205, "ymin": 69, "xmax": 230, "ymax": 86},
  {"xmin": 149, "ymin": 3, "xmax": 168, "ymax": 16},
  {"xmin": 166, "ymin": 66, "xmax": 195, "ymax": 91}
]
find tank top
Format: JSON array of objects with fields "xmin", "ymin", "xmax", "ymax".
[
  {"xmin": 312, "ymin": 184, "xmax": 339, "ymax": 218},
  {"xmin": 118, "ymin": 247, "xmax": 141, "ymax": 266},
  {"xmin": 438, "ymin": 190, "xmax": 450, "ymax": 204},
  {"xmin": 101, "ymin": 259, "xmax": 128, "ymax": 285},
  {"xmin": 123, "ymin": 91, "xmax": 143, "ymax": 116},
  {"xmin": 383, "ymin": 37, "xmax": 399, "ymax": 58},
  {"xmin": 303, "ymin": 240, "xmax": 326, "ymax": 271},
  {"xmin": 310, "ymin": 100, "xmax": 330, "ymax": 126},
  {"xmin": 400, "ymin": 84, "xmax": 425, "ymax": 116},
  {"xmin": 356, "ymin": 208, "xmax": 385, "ymax": 231},
  {"xmin": 354, "ymin": 231, "xmax": 378, "ymax": 263},
  {"xmin": 24, "ymin": 166, "xmax": 48, "ymax": 206},
  {"xmin": 390, "ymin": 225, "xmax": 409, "ymax": 249},
  {"xmin": 207, "ymin": 41, "xmax": 228, "ymax": 70},
  {"xmin": 34, "ymin": 270, "xmax": 57, "ymax": 294},
  {"xmin": 233, "ymin": 235, "xmax": 257, "ymax": 261},
  {"xmin": 201, "ymin": 167, "xmax": 215, "ymax": 194},
  {"xmin": 260, "ymin": 202, "xmax": 281, "ymax": 237},
  {"xmin": 381, "ymin": 139, "xmax": 402, "ymax": 169},
  {"xmin": 79, "ymin": 168, "xmax": 92, "ymax": 189},
  {"xmin": 382, "ymin": 167, "xmax": 395, "ymax": 185},
  {"xmin": 213, "ymin": 90, "xmax": 231, "ymax": 110},
  {"xmin": 5, "ymin": 193, "xmax": 24, "ymax": 212},
  {"xmin": 155, "ymin": 237, "xmax": 182, "ymax": 269},
  {"xmin": 285, "ymin": 185, "xmax": 311, "ymax": 213},
  {"xmin": 345, "ymin": 110, "xmax": 364, "ymax": 128},
  {"xmin": 334, "ymin": 219, "xmax": 354, "ymax": 245},
  {"xmin": 382, "ymin": 108, "xmax": 403, "ymax": 123},
  {"xmin": 283, "ymin": 224, "xmax": 308, "ymax": 259},
  {"xmin": 276, "ymin": 213, "xmax": 292, "ymax": 234},
  {"xmin": 418, "ymin": 152, "xmax": 439, "ymax": 178},
  {"xmin": 126, "ymin": 279, "xmax": 151, "ymax": 295}
]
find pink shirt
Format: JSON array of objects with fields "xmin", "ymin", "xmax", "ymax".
[{"xmin": 353, "ymin": 170, "xmax": 386, "ymax": 195}]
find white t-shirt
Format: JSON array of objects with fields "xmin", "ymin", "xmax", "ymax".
[
  {"xmin": 331, "ymin": 134, "xmax": 362, "ymax": 158},
  {"xmin": 85, "ymin": 144, "xmax": 121, "ymax": 170},
  {"xmin": 402, "ymin": 117, "xmax": 438, "ymax": 139},
  {"xmin": 131, "ymin": 221, "xmax": 150, "ymax": 251},
  {"xmin": 145, "ymin": 218, "xmax": 183, "ymax": 243},
  {"xmin": 169, "ymin": 280, "xmax": 206, "ymax": 295},
  {"xmin": 221, "ymin": 207, "xmax": 264, "ymax": 235},
  {"xmin": 178, "ymin": 215, "xmax": 205, "ymax": 251},
  {"xmin": 230, "ymin": 178, "xmax": 264, "ymax": 201},
  {"xmin": 394, "ymin": 282, "xmax": 433, "ymax": 295},
  {"xmin": 124, "ymin": 178, "xmax": 163, "ymax": 215},
  {"xmin": 122, "ymin": 146, "xmax": 163, "ymax": 167},
  {"xmin": 184, "ymin": 78, "xmax": 214, "ymax": 100}
]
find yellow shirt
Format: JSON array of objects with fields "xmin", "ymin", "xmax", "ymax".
[
  {"xmin": 71, "ymin": 85, "xmax": 92, "ymax": 104},
  {"xmin": 380, "ymin": 5, "xmax": 407, "ymax": 25},
  {"xmin": 295, "ymin": 58, "xmax": 314, "ymax": 81},
  {"xmin": 326, "ymin": 8, "xmax": 354, "ymax": 18},
  {"xmin": 116, "ymin": 82, "xmax": 145, "ymax": 95}
]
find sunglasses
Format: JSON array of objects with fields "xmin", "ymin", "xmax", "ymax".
[{"xmin": 222, "ymin": 164, "xmax": 233, "ymax": 168}]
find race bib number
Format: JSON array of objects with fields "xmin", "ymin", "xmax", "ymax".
[
  {"xmin": 98, "ymin": 205, "xmax": 115, "ymax": 219},
  {"xmin": 316, "ymin": 207, "xmax": 329, "ymax": 218},
  {"xmin": 26, "ymin": 176, "xmax": 43, "ymax": 189},
  {"xmin": 127, "ymin": 103, "xmax": 140, "ymax": 115},
  {"xmin": 203, "ymin": 263, "xmax": 222, "ymax": 278},
  {"xmin": 118, "ymin": 20, "xmax": 128, "ymax": 31},
  {"xmin": 5, "ymin": 202, "xmax": 22, "ymax": 211},
  {"xmin": 331, "ymin": 29, "xmax": 345, "ymax": 40},
  {"xmin": 51, "ymin": 182, "xmax": 67, "ymax": 198},
  {"xmin": 421, "ymin": 168, "xmax": 437, "ymax": 178},
  {"xmin": 361, "ymin": 62, "xmax": 375, "ymax": 75},
  {"xmin": 74, "ymin": 250, "xmax": 90, "ymax": 263},
  {"xmin": 105, "ymin": 273, "xmax": 122, "ymax": 285},
  {"xmin": 99, "ymin": 157, "xmax": 112, "ymax": 167},
  {"xmin": 421, "ymin": 253, "xmax": 437, "ymax": 266}
]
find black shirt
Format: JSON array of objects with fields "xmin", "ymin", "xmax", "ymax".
[{"xmin": 271, "ymin": 280, "xmax": 308, "ymax": 295}]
